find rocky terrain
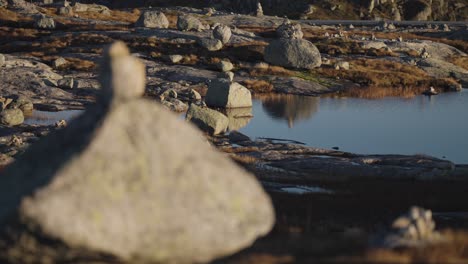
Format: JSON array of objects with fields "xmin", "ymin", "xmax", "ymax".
[{"xmin": 0, "ymin": 0, "xmax": 468, "ymax": 263}]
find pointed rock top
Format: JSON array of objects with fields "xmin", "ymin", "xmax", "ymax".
[{"xmin": 99, "ymin": 41, "xmax": 146, "ymax": 103}]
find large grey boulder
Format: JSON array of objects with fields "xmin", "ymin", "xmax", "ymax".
[
  {"xmin": 34, "ymin": 14, "xmax": 56, "ymax": 29},
  {"xmin": 213, "ymin": 24, "xmax": 232, "ymax": 44},
  {"xmin": 186, "ymin": 104, "xmax": 229, "ymax": 135},
  {"xmin": 0, "ymin": 42, "xmax": 274, "ymax": 263},
  {"xmin": 205, "ymin": 79, "xmax": 253, "ymax": 108},
  {"xmin": 264, "ymin": 39, "xmax": 322, "ymax": 69},
  {"xmin": 0, "ymin": 108, "xmax": 24, "ymax": 126},
  {"xmin": 135, "ymin": 11, "xmax": 169, "ymax": 29},
  {"xmin": 177, "ymin": 15, "xmax": 205, "ymax": 31}
]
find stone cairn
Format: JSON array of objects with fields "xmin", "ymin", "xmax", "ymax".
[
  {"xmin": 256, "ymin": 1, "xmax": 263, "ymax": 16},
  {"xmin": 0, "ymin": 42, "xmax": 274, "ymax": 264},
  {"xmin": 379, "ymin": 206, "xmax": 444, "ymax": 248}
]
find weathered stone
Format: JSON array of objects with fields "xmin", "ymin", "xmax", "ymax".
[
  {"xmin": 198, "ymin": 38, "xmax": 223, "ymax": 51},
  {"xmin": 34, "ymin": 15, "xmax": 55, "ymax": 29},
  {"xmin": 0, "ymin": 42, "xmax": 274, "ymax": 263},
  {"xmin": 256, "ymin": 1, "xmax": 263, "ymax": 16},
  {"xmin": 57, "ymin": 77, "xmax": 74, "ymax": 89},
  {"xmin": 205, "ymin": 79, "xmax": 252, "ymax": 108},
  {"xmin": 361, "ymin": 41, "xmax": 387, "ymax": 49},
  {"xmin": 213, "ymin": 25, "xmax": 232, "ymax": 44},
  {"xmin": 277, "ymin": 21, "xmax": 303, "ymax": 39},
  {"xmin": 0, "ymin": 108, "xmax": 24, "ymax": 126},
  {"xmin": 186, "ymin": 104, "xmax": 229, "ymax": 135},
  {"xmin": 8, "ymin": 95, "xmax": 33, "ymax": 115},
  {"xmin": 217, "ymin": 60, "xmax": 234, "ymax": 72},
  {"xmin": 177, "ymin": 15, "xmax": 205, "ymax": 31},
  {"xmin": 161, "ymin": 98, "xmax": 188, "ymax": 112},
  {"xmin": 135, "ymin": 11, "xmax": 169, "ymax": 29},
  {"xmin": 168, "ymin": 54, "xmax": 183, "ymax": 63},
  {"xmin": 189, "ymin": 89, "xmax": 201, "ymax": 101},
  {"xmin": 264, "ymin": 39, "xmax": 322, "ymax": 69},
  {"xmin": 57, "ymin": 6, "xmax": 73, "ymax": 15},
  {"xmin": 72, "ymin": 2, "xmax": 110, "ymax": 14},
  {"xmin": 0, "ymin": 54, "xmax": 4, "ymax": 67},
  {"xmin": 380, "ymin": 206, "xmax": 444, "ymax": 248},
  {"xmin": 161, "ymin": 89, "xmax": 177, "ymax": 99},
  {"xmin": 52, "ymin": 57, "xmax": 67, "ymax": 68},
  {"xmin": 403, "ymin": 0, "xmax": 432, "ymax": 21},
  {"xmin": 334, "ymin": 61, "xmax": 350, "ymax": 70},
  {"xmin": 7, "ymin": 0, "xmax": 38, "ymax": 13}
]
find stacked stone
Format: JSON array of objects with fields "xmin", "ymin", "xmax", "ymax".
[{"xmin": 382, "ymin": 206, "xmax": 443, "ymax": 248}]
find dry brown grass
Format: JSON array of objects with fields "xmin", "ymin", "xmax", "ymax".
[
  {"xmin": 450, "ymin": 56, "xmax": 468, "ymax": 71},
  {"xmin": 220, "ymin": 146, "xmax": 259, "ymax": 153},
  {"xmin": 42, "ymin": 56, "xmax": 96, "ymax": 71},
  {"xmin": 0, "ymin": 26, "xmax": 41, "ymax": 39},
  {"xmin": 362, "ymin": 230, "xmax": 468, "ymax": 264},
  {"xmin": 0, "ymin": 8, "xmax": 20, "ymax": 22},
  {"xmin": 71, "ymin": 9, "xmax": 140, "ymax": 24},
  {"xmin": 64, "ymin": 57, "xmax": 96, "ymax": 71},
  {"xmin": 242, "ymin": 79, "xmax": 274, "ymax": 94},
  {"xmin": 249, "ymin": 65, "xmax": 294, "ymax": 77},
  {"xmin": 229, "ymin": 153, "xmax": 258, "ymax": 166},
  {"xmin": 316, "ymin": 39, "xmax": 396, "ymax": 56},
  {"xmin": 317, "ymin": 58, "xmax": 460, "ymax": 98}
]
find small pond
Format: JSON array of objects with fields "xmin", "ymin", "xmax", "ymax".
[
  {"xmin": 24, "ymin": 110, "xmax": 84, "ymax": 126},
  {"xmin": 238, "ymin": 89, "xmax": 468, "ymax": 164}
]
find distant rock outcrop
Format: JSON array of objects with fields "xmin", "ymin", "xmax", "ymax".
[{"xmin": 0, "ymin": 42, "xmax": 274, "ymax": 264}]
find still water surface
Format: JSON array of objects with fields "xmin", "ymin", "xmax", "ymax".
[
  {"xmin": 23, "ymin": 90, "xmax": 468, "ymax": 164},
  {"xmin": 239, "ymin": 90, "xmax": 468, "ymax": 164}
]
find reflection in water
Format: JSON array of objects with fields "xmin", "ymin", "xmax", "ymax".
[
  {"xmin": 240, "ymin": 90, "xmax": 468, "ymax": 163},
  {"xmin": 260, "ymin": 95, "xmax": 319, "ymax": 128},
  {"xmin": 222, "ymin": 107, "xmax": 253, "ymax": 131}
]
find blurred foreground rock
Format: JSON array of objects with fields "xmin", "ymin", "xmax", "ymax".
[{"xmin": 0, "ymin": 42, "xmax": 274, "ymax": 264}]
